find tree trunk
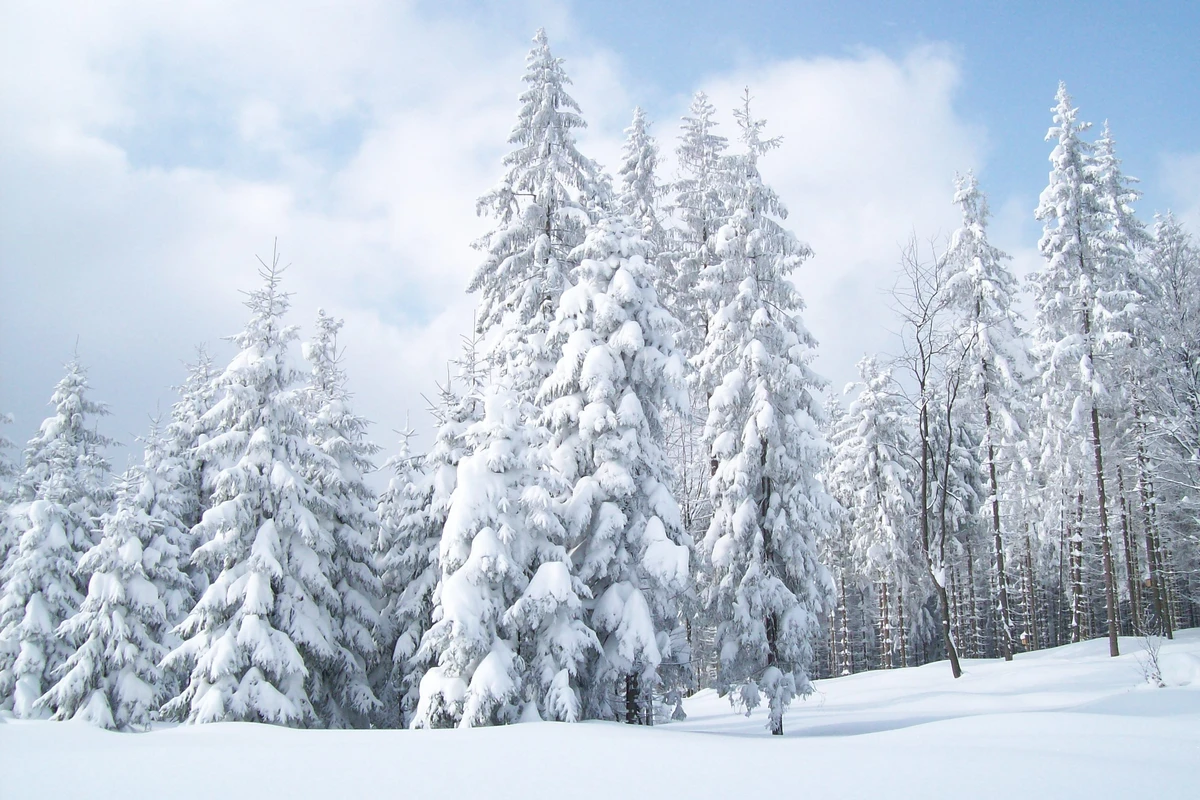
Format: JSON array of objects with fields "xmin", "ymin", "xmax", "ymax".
[
  {"xmin": 1070, "ymin": 492, "xmax": 1085, "ymax": 644},
  {"xmin": 1087, "ymin": 401, "xmax": 1120, "ymax": 657},
  {"xmin": 982, "ymin": 381, "xmax": 1014, "ymax": 660},
  {"xmin": 624, "ymin": 672, "xmax": 640, "ymax": 725},
  {"xmin": 879, "ymin": 580, "xmax": 893, "ymax": 670}
]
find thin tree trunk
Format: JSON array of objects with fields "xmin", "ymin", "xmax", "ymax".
[
  {"xmin": 879, "ymin": 580, "xmax": 893, "ymax": 670},
  {"xmin": 1087, "ymin": 398, "xmax": 1120, "ymax": 657},
  {"xmin": 982, "ymin": 380, "xmax": 1013, "ymax": 660}
]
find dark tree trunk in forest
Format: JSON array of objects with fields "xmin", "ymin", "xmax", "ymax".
[{"xmin": 624, "ymin": 673, "xmax": 640, "ymax": 725}]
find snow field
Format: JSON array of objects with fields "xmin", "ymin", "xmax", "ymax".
[{"xmin": 4, "ymin": 631, "xmax": 1198, "ymax": 799}]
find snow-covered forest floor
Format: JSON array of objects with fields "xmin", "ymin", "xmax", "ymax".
[{"xmin": 4, "ymin": 631, "xmax": 1199, "ymax": 799}]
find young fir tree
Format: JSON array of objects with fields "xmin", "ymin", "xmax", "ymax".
[
  {"xmin": 410, "ymin": 386, "xmax": 533, "ymax": 728},
  {"xmin": 1031, "ymin": 83, "xmax": 1123, "ymax": 657},
  {"xmin": 0, "ymin": 358, "xmax": 113, "ymax": 717},
  {"xmin": 831, "ymin": 357, "xmax": 916, "ymax": 670},
  {"xmin": 469, "ymin": 27, "xmax": 606, "ymax": 399},
  {"xmin": 375, "ymin": 341, "xmax": 484, "ymax": 727},
  {"xmin": 695, "ymin": 93, "xmax": 833, "ymax": 735},
  {"xmin": 37, "ymin": 426, "xmax": 193, "ymax": 730},
  {"xmin": 166, "ymin": 348, "xmax": 220, "ymax": 548},
  {"xmin": 301, "ymin": 309, "xmax": 384, "ymax": 728},
  {"xmin": 374, "ymin": 426, "xmax": 433, "ymax": 727},
  {"xmin": 941, "ymin": 172, "xmax": 1031, "ymax": 660},
  {"xmin": 618, "ymin": 107, "xmax": 667, "ymax": 262},
  {"xmin": 162, "ymin": 257, "xmax": 340, "ymax": 727},
  {"xmin": 537, "ymin": 215, "xmax": 690, "ymax": 723},
  {"xmin": 668, "ymin": 91, "xmax": 732, "ymax": 357}
]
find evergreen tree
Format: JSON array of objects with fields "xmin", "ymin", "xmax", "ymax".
[
  {"xmin": 469, "ymin": 27, "xmax": 606, "ymax": 399},
  {"xmin": 38, "ymin": 435, "xmax": 191, "ymax": 730},
  {"xmin": 375, "ymin": 340, "xmax": 483, "ymax": 727},
  {"xmin": 411, "ymin": 386, "xmax": 532, "ymax": 728},
  {"xmin": 301, "ymin": 309, "xmax": 384, "ymax": 728},
  {"xmin": 618, "ymin": 107, "xmax": 667, "ymax": 261},
  {"xmin": 1031, "ymin": 83, "xmax": 1122, "ymax": 657},
  {"xmin": 695, "ymin": 92, "xmax": 833, "ymax": 735},
  {"xmin": 537, "ymin": 215, "xmax": 690, "ymax": 723},
  {"xmin": 941, "ymin": 171, "xmax": 1031, "ymax": 659},
  {"xmin": 166, "ymin": 348, "xmax": 220, "ymax": 548},
  {"xmin": 831, "ymin": 357, "xmax": 916, "ymax": 669},
  {"xmin": 162, "ymin": 256, "xmax": 340, "ymax": 726},
  {"xmin": 0, "ymin": 358, "xmax": 113, "ymax": 717},
  {"xmin": 668, "ymin": 91, "xmax": 732, "ymax": 357}
]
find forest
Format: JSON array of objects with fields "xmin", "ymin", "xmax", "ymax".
[{"xmin": 1, "ymin": 28, "xmax": 1197, "ymax": 742}]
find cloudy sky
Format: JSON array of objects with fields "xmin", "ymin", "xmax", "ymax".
[{"xmin": 2, "ymin": 0, "xmax": 1197, "ymax": 469}]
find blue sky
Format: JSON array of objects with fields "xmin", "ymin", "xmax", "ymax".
[
  {"xmin": 567, "ymin": 0, "xmax": 1199, "ymax": 212},
  {"xmin": 1, "ymin": 0, "xmax": 1197, "ymax": 465}
]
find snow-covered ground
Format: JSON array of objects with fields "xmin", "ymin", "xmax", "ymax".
[{"xmin": 4, "ymin": 631, "xmax": 1199, "ymax": 799}]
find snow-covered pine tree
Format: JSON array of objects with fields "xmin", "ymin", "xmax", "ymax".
[
  {"xmin": 536, "ymin": 215, "xmax": 690, "ymax": 723},
  {"xmin": 817, "ymin": 394, "xmax": 856, "ymax": 676},
  {"xmin": 0, "ymin": 358, "xmax": 113, "ymax": 717},
  {"xmin": 1032, "ymin": 83, "xmax": 1123, "ymax": 657},
  {"xmin": 695, "ymin": 92, "xmax": 833, "ymax": 735},
  {"xmin": 941, "ymin": 171, "xmax": 1031, "ymax": 660},
  {"xmin": 162, "ymin": 255, "xmax": 341, "ymax": 727},
  {"xmin": 469, "ymin": 27, "xmax": 607, "ymax": 399},
  {"xmin": 301, "ymin": 309, "xmax": 383, "ymax": 728},
  {"xmin": 618, "ymin": 107, "xmax": 667, "ymax": 266},
  {"xmin": 668, "ymin": 91, "xmax": 732, "ymax": 357},
  {"xmin": 375, "ymin": 338, "xmax": 484, "ymax": 728},
  {"xmin": 166, "ymin": 348, "xmax": 220, "ymax": 558},
  {"xmin": 411, "ymin": 386, "xmax": 533, "ymax": 728},
  {"xmin": 37, "ymin": 425, "xmax": 193, "ymax": 729},
  {"xmin": 831, "ymin": 357, "xmax": 916, "ymax": 670},
  {"xmin": 374, "ymin": 426, "xmax": 432, "ymax": 727}
]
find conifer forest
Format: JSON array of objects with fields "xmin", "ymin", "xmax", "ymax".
[{"xmin": 2, "ymin": 21, "xmax": 1199, "ymax": 800}]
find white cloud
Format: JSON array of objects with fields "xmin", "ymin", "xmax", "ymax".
[
  {"xmin": 685, "ymin": 46, "xmax": 985, "ymax": 394},
  {"xmin": 1158, "ymin": 151, "xmax": 1200, "ymax": 234},
  {"xmin": 0, "ymin": 2, "xmax": 998, "ymax": 465}
]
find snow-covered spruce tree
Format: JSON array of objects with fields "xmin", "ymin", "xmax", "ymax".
[
  {"xmin": 0, "ymin": 359, "xmax": 113, "ymax": 717},
  {"xmin": 537, "ymin": 215, "xmax": 690, "ymax": 723},
  {"xmin": 618, "ymin": 107, "xmax": 667, "ymax": 268},
  {"xmin": 668, "ymin": 91, "xmax": 732, "ymax": 357},
  {"xmin": 1031, "ymin": 83, "xmax": 1125, "ymax": 657},
  {"xmin": 1141, "ymin": 213, "xmax": 1200, "ymax": 630},
  {"xmin": 375, "ymin": 340, "xmax": 484, "ymax": 728},
  {"xmin": 162, "ymin": 256, "xmax": 340, "ymax": 727},
  {"xmin": 941, "ymin": 171, "xmax": 1032, "ymax": 660},
  {"xmin": 695, "ymin": 92, "xmax": 833, "ymax": 735},
  {"xmin": 37, "ymin": 429, "xmax": 193, "ymax": 729},
  {"xmin": 411, "ymin": 387, "xmax": 535, "ymax": 728},
  {"xmin": 374, "ymin": 427, "xmax": 432, "ymax": 727},
  {"xmin": 415, "ymin": 28, "xmax": 610, "ymax": 728},
  {"xmin": 817, "ymin": 395, "xmax": 856, "ymax": 676},
  {"xmin": 469, "ymin": 27, "xmax": 607, "ymax": 400},
  {"xmin": 831, "ymin": 357, "xmax": 916, "ymax": 670},
  {"xmin": 166, "ymin": 348, "xmax": 220, "ymax": 560},
  {"xmin": 667, "ymin": 92, "xmax": 734, "ymax": 674},
  {"xmin": 301, "ymin": 309, "xmax": 383, "ymax": 728}
]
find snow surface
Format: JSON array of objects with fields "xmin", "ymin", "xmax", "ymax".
[{"xmin": 4, "ymin": 631, "xmax": 1199, "ymax": 799}]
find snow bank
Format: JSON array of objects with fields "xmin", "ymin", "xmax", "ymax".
[{"xmin": 3, "ymin": 631, "xmax": 1198, "ymax": 799}]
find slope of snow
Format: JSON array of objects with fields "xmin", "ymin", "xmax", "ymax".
[{"xmin": 3, "ymin": 632, "xmax": 1198, "ymax": 799}]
